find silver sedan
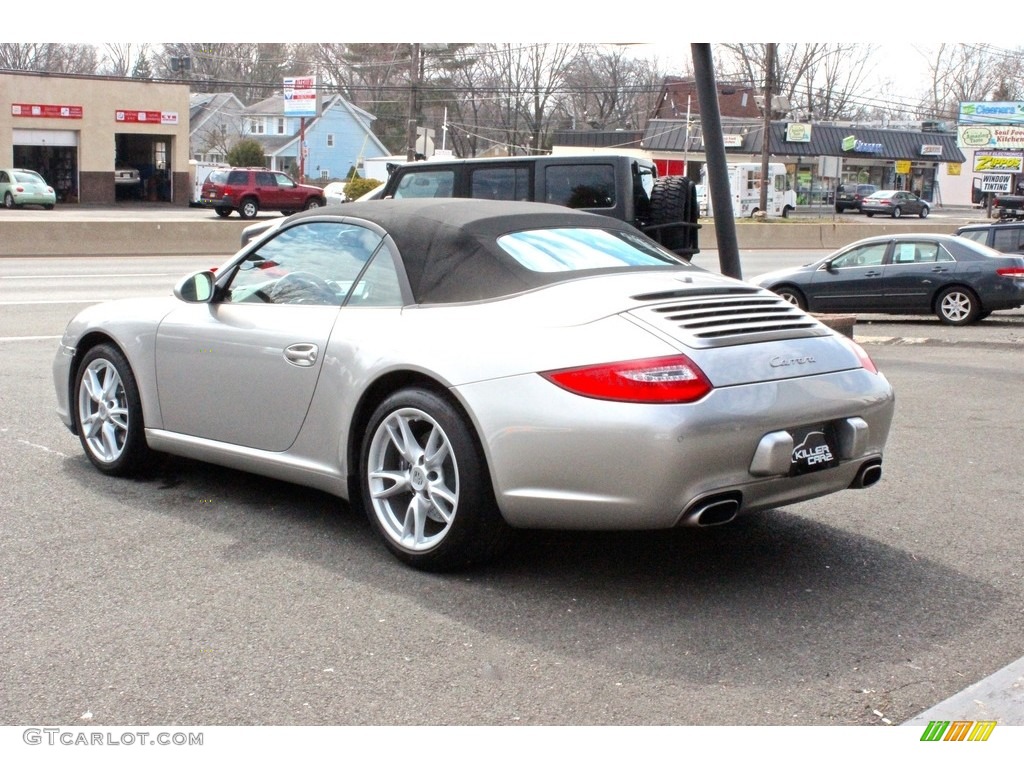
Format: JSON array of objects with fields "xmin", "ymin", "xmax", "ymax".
[{"xmin": 53, "ymin": 200, "xmax": 895, "ymax": 570}]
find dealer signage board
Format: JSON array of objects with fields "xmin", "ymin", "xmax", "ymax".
[
  {"xmin": 12, "ymin": 103, "xmax": 83, "ymax": 119},
  {"xmin": 116, "ymin": 110, "xmax": 179, "ymax": 125},
  {"xmin": 284, "ymin": 76, "xmax": 319, "ymax": 117},
  {"xmin": 973, "ymin": 150, "xmax": 1024, "ymax": 173}
]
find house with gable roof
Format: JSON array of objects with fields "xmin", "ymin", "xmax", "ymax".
[
  {"xmin": 242, "ymin": 92, "xmax": 392, "ymax": 182},
  {"xmin": 189, "ymin": 92, "xmax": 247, "ymax": 164}
]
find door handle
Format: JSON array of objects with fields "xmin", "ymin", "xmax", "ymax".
[{"xmin": 284, "ymin": 343, "xmax": 318, "ymax": 367}]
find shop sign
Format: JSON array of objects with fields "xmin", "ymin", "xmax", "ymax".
[
  {"xmin": 284, "ymin": 75, "xmax": 318, "ymax": 117},
  {"xmin": 958, "ymin": 124, "xmax": 1024, "ymax": 149},
  {"xmin": 959, "ymin": 101, "xmax": 1024, "ymax": 125},
  {"xmin": 722, "ymin": 134, "xmax": 744, "ymax": 147},
  {"xmin": 841, "ymin": 135, "xmax": 883, "ymax": 154},
  {"xmin": 12, "ymin": 103, "xmax": 83, "ymax": 119},
  {"xmin": 116, "ymin": 110, "xmax": 179, "ymax": 125},
  {"xmin": 920, "ymin": 144, "xmax": 943, "ymax": 156},
  {"xmin": 948, "ymin": 162, "xmax": 962, "ymax": 176},
  {"xmin": 785, "ymin": 123, "xmax": 812, "ymax": 142},
  {"xmin": 981, "ymin": 174, "xmax": 1013, "ymax": 193},
  {"xmin": 895, "ymin": 160, "xmax": 911, "ymax": 174},
  {"xmin": 973, "ymin": 151, "xmax": 1024, "ymax": 173}
]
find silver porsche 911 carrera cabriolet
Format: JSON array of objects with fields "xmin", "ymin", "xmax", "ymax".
[{"xmin": 53, "ymin": 199, "xmax": 895, "ymax": 571}]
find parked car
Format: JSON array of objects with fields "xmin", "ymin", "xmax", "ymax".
[
  {"xmin": 323, "ymin": 181, "xmax": 348, "ymax": 206},
  {"xmin": 834, "ymin": 183, "xmax": 877, "ymax": 213},
  {"xmin": 53, "ymin": 199, "xmax": 894, "ymax": 571},
  {"xmin": 198, "ymin": 167, "xmax": 326, "ymax": 219},
  {"xmin": 0, "ymin": 168, "xmax": 56, "ymax": 209},
  {"xmin": 752, "ymin": 233, "xmax": 1024, "ymax": 325},
  {"xmin": 861, "ymin": 190, "xmax": 930, "ymax": 218},
  {"xmin": 955, "ymin": 221, "xmax": 1024, "ymax": 254}
]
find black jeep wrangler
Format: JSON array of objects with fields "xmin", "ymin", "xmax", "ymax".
[{"xmin": 379, "ymin": 154, "xmax": 700, "ymax": 260}]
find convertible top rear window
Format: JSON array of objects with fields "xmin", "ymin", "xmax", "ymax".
[{"xmin": 497, "ymin": 228, "xmax": 683, "ymax": 273}]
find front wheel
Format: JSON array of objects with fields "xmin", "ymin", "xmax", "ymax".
[
  {"xmin": 360, "ymin": 388, "xmax": 510, "ymax": 571},
  {"xmin": 936, "ymin": 286, "xmax": 980, "ymax": 326},
  {"xmin": 919, "ymin": 206, "xmax": 929, "ymax": 218},
  {"xmin": 303, "ymin": 197, "xmax": 324, "ymax": 211},
  {"xmin": 74, "ymin": 343, "xmax": 153, "ymax": 476},
  {"xmin": 773, "ymin": 285, "xmax": 807, "ymax": 310}
]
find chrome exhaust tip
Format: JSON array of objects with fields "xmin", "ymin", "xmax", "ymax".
[
  {"xmin": 849, "ymin": 459, "xmax": 882, "ymax": 489},
  {"xmin": 679, "ymin": 493, "xmax": 742, "ymax": 527}
]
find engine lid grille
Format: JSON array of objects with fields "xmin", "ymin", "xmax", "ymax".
[{"xmin": 628, "ymin": 287, "xmax": 828, "ymax": 348}]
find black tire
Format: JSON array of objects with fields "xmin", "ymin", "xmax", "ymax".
[
  {"xmin": 74, "ymin": 343, "xmax": 153, "ymax": 476},
  {"xmin": 3, "ymin": 192, "xmax": 15, "ymax": 209},
  {"xmin": 648, "ymin": 176, "xmax": 698, "ymax": 259},
  {"xmin": 773, "ymin": 285, "xmax": 807, "ymax": 310},
  {"xmin": 919, "ymin": 206, "xmax": 929, "ymax": 218},
  {"xmin": 359, "ymin": 388, "xmax": 511, "ymax": 571},
  {"xmin": 834, "ymin": 205, "xmax": 843, "ymax": 214},
  {"xmin": 865, "ymin": 212, "xmax": 874, "ymax": 218},
  {"xmin": 782, "ymin": 205, "xmax": 793, "ymax": 218},
  {"xmin": 935, "ymin": 286, "xmax": 980, "ymax": 326},
  {"xmin": 44, "ymin": 204, "xmax": 55, "ymax": 210},
  {"xmin": 214, "ymin": 206, "xmax": 232, "ymax": 218},
  {"xmin": 892, "ymin": 206, "xmax": 902, "ymax": 218},
  {"xmin": 238, "ymin": 198, "xmax": 259, "ymax": 219},
  {"xmin": 303, "ymin": 197, "xmax": 324, "ymax": 211}
]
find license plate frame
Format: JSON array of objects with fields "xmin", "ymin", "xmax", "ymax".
[{"xmin": 788, "ymin": 422, "xmax": 839, "ymax": 476}]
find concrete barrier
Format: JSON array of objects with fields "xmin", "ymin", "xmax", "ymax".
[
  {"xmin": 0, "ymin": 212, "xmax": 976, "ymax": 258},
  {"xmin": 1, "ymin": 220, "xmax": 250, "ymax": 257}
]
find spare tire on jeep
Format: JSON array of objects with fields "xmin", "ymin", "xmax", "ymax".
[{"xmin": 644, "ymin": 176, "xmax": 700, "ymax": 261}]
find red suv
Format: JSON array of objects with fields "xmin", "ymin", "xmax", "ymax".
[{"xmin": 199, "ymin": 168, "xmax": 325, "ymax": 219}]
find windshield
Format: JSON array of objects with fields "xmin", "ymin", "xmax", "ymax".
[
  {"xmin": 497, "ymin": 227, "xmax": 686, "ymax": 273},
  {"xmin": 13, "ymin": 171, "xmax": 45, "ymax": 183}
]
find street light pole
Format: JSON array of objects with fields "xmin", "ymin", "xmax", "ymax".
[{"xmin": 406, "ymin": 43, "xmax": 421, "ymax": 162}]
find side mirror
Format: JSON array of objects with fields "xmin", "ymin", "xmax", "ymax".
[{"xmin": 174, "ymin": 271, "xmax": 216, "ymax": 303}]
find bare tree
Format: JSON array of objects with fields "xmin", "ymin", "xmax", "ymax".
[
  {"xmin": 919, "ymin": 43, "xmax": 1024, "ymax": 121},
  {"xmin": 0, "ymin": 43, "xmax": 98, "ymax": 73}
]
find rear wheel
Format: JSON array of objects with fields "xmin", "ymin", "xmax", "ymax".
[
  {"xmin": 3, "ymin": 192, "xmax": 15, "ymax": 209},
  {"xmin": 936, "ymin": 286, "xmax": 980, "ymax": 325},
  {"xmin": 74, "ymin": 343, "xmax": 153, "ymax": 476},
  {"xmin": 214, "ymin": 206, "xmax": 232, "ymax": 218},
  {"xmin": 892, "ymin": 206, "xmax": 903, "ymax": 218},
  {"xmin": 238, "ymin": 198, "xmax": 259, "ymax": 219},
  {"xmin": 360, "ymin": 388, "xmax": 510, "ymax": 571},
  {"xmin": 865, "ymin": 212, "xmax": 874, "ymax": 218}
]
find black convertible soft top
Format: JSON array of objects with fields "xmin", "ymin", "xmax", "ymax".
[{"xmin": 288, "ymin": 198, "xmax": 689, "ymax": 304}]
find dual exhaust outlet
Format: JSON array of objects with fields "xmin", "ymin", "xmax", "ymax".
[{"xmin": 678, "ymin": 458, "xmax": 883, "ymax": 528}]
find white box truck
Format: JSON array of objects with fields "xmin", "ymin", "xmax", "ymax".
[{"xmin": 701, "ymin": 162, "xmax": 796, "ymax": 218}]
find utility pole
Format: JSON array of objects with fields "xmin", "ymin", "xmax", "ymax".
[
  {"xmin": 692, "ymin": 44, "xmax": 742, "ymax": 280},
  {"xmin": 406, "ymin": 43, "xmax": 421, "ymax": 162},
  {"xmin": 758, "ymin": 43, "xmax": 776, "ymax": 217}
]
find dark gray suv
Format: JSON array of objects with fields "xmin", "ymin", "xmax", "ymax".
[{"xmin": 834, "ymin": 183, "xmax": 878, "ymax": 214}]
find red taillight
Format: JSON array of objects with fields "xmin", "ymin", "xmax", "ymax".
[
  {"xmin": 839, "ymin": 336, "xmax": 879, "ymax": 375},
  {"xmin": 996, "ymin": 267, "xmax": 1024, "ymax": 278},
  {"xmin": 541, "ymin": 355, "xmax": 713, "ymax": 403}
]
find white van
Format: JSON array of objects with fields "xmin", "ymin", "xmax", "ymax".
[{"xmin": 701, "ymin": 162, "xmax": 796, "ymax": 218}]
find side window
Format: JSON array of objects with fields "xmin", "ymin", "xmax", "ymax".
[
  {"xmin": 893, "ymin": 242, "xmax": 941, "ymax": 264},
  {"xmin": 392, "ymin": 170, "xmax": 455, "ymax": 199},
  {"xmin": 471, "ymin": 167, "xmax": 530, "ymax": 201},
  {"xmin": 957, "ymin": 230, "xmax": 987, "ymax": 246},
  {"xmin": 348, "ymin": 240, "xmax": 404, "ymax": 307},
  {"xmin": 224, "ymin": 221, "xmax": 385, "ymax": 306},
  {"xmin": 992, "ymin": 228, "xmax": 1024, "ymax": 253},
  {"xmin": 255, "ymin": 171, "xmax": 276, "ymax": 187},
  {"xmin": 832, "ymin": 243, "xmax": 887, "ymax": 268},
  {"xmin": 227, "ymin": 171, "xmax": 249, "ymax": 185},
  {"xmin": 273, "ymin": 172, "xmax": 295, "ymax": 188},
  {"xmin": 545, "ymin": 164, "xmax": 615, "ymax": 208}
]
